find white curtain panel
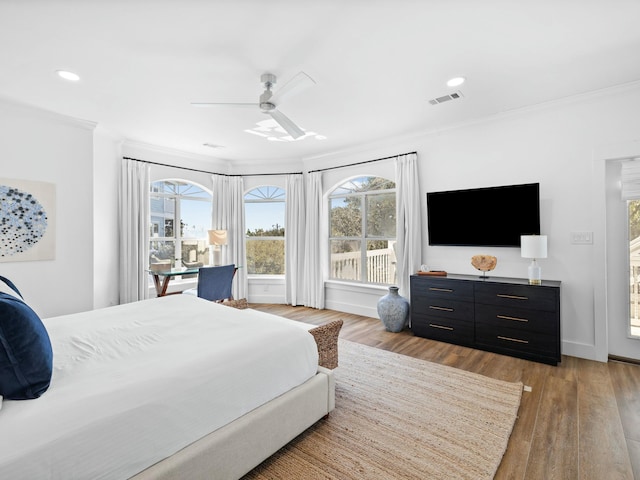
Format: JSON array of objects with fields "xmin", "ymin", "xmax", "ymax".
[
  {"xmin": 285, "ymin": 174, "xmax": 306, "ymax": 306},
  {"xmin": 395, "ymin": 153, "xmax": 422, "ymax": 298},
  {"xmin": 302, "ymin": 171, "xmax": 325, "ymax": 309},
  {"xmin": 119, "ymin": 159, "xmax": 150, "ymax": 304},
  {"xmin": 212, "ymin": 174, "xmax": 247, "ymax": 299},
  {"xmin": 621, "ymin": 157, "xmax": 640, "ymax": 200}
]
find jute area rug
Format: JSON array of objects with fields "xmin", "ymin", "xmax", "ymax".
[{"xmin": 244, "ymin": 339, "xmax": 523, "ymax": 480}]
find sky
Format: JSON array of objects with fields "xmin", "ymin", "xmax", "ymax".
[{"xmin": 180, "ymin": 200, "xmax": 285, "ymax": 236}]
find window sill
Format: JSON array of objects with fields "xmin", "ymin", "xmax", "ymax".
[
  {"xmin": 325, "ymin": 280, "xmax": 389, "ymax": 294},
  {"xmin": 248, "ymin": 275, "xmax": 285, "ymax": 283}
]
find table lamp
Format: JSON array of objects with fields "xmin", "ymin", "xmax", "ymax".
[
  {"xmin": 521, "ymin": 235, "xmax": 547, "ymax": 285},
  {"xmin": 208, "ymin": 229, "xmax": 227, "ymax": 266}
]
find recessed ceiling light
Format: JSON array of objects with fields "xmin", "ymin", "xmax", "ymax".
[
  {"xmin": 56, "ymin": 70, "xmax": 80, "ymax": 82},
  {"xmin": 446, "ymin": 76, "xmax": 465, "ymax": 87}
]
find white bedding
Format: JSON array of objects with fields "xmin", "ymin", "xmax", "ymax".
[{"xmin": 0, "ymin": 295, "xmax": 318, "ymax": 480}]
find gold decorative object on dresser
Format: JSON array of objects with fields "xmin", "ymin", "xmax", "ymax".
[
  {"xmin": 471, "ymin": 254, "xmax": 497, "ymax": 278},
  {"xmin": 410, "ymin": 273, "xmax": 561, "ymax": 365}
]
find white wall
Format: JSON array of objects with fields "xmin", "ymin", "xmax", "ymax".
[
  {"xmin": 303, "ymin": 83, "xmax": 640, "ymax": 361},
  {"xmin": 0, "ymin": 99, "xmax": 97, "ymax": 317},
  {"xmin": 93, "ymin": 126, "xmax": 122, "ymax": 309}
]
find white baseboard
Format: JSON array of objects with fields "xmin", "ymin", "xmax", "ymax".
[
  {"xmin": 561, "ymin": 340, "xmax": 601, "ymax": 362},
  {"xmin": 248, "ymin": 293, "xmax": 286, "ymax": 304},
  {"xmin": 324, "ymin": 299, "xmax": 379, "ymax": 319}
]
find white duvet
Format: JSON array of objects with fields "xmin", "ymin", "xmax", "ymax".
[{"xmin": 0, "ymin": 295, "xmax": 318, "ymax": 480}]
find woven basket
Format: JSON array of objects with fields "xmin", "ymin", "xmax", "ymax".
[
  {"xmin": 308, "ymin": 319, "xmax": 343, "ymax": 369},
  {"xmin": 222, "ymin": 298, "xmax": 248, "ymax": 309}
]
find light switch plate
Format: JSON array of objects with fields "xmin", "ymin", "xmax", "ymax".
[{"xmin": 570, "ymin": 231, "xmax": 593, "ymax": 244}]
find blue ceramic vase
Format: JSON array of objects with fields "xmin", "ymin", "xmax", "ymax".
[{"xmin": 377, "ymin": 286, "xmax": 410, "ymax": 332}]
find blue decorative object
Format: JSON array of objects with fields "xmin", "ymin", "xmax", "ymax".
[
  {"xmin": 0, "ymin": 275, "xmax": 53, "ymax": 400},
  {"xmin": 377, "ymin": 286, "xmax": 410, "ymax": 332}
]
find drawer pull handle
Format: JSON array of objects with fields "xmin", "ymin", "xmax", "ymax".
[
  {"xmin": 497, "ymin": 294, "xmax": 529, "ymax": 300},
  {"xmin": 497, "ymin": 315, "xmax": 529, "ymax": 323},
  {"xmin": 429, "ymin": 306, "xmax": 454, "ymax": 312},
  {"xmin": 430, "ymin": 324, "xmax": 454, "ymax": 331},
  {"xmin": 429, "ymin": 287, "xmax": 453, "ymax": 293},
  {"xmin": 497, "ymin": 335, "xmax": 529, "ymax": 344}
]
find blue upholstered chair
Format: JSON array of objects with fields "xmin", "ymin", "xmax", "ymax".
[{"xmin": 183, "ymin": 264, "xmax": 236, "ymax": 302}]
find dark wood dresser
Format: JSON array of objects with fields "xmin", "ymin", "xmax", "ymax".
[{"xmin": 410, "ymin": 274, "xmax": 561, "ymax": 365}]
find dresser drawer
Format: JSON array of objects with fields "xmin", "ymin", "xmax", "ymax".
[
  {"xmin": 476, "ymin": 324, "xmax": 558, "ymax": 357},
  {"xmin": 409, "ymin": 274, "xmax": 561, "ymax": 365},
  {"xmin": 475, "ymin": 283, "xmax": 558, "ymax": 312},
  {"xmin": 475, "ymin": 304, "xmax": 559, "ymax": 335},
  {"xmin": 411, "ymin": 314, "xmax": 474, "ymax": 345},
  {"xmin": 411, "ymin": 297, "xmax": 474, "ymax": 322},
  {"xmin": 411, "ymin": 277, "xmax": 474, "ymax": 301}
]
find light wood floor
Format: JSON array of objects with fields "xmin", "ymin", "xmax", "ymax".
[{"xmin": 251, "ymin": 303, "xmax": 640, "ymax": 480}]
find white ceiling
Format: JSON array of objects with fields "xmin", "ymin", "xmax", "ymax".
[{"xmin": 2, "ymin": 1, "xmax": 640, "ymax": 164}]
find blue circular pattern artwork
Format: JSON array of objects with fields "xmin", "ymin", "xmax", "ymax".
[{"xmin": 0, "ymin": 184, "xmax": 48, "ymax": 257}]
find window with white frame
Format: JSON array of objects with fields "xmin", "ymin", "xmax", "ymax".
[
  {"xmin": 149, "ymin": 180, "xmax": 212, "ymax": 270},
  {"xmin": 244, "ymin": 186, "xmax": 285, "ymax": 275},
  {"xmin": 329, "ymin": 176, "xmax": 397, "ymax": 284}
]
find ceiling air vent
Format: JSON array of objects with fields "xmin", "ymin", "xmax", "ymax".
[{"xmin": 428, "ymin": 90, "xmax": 464, "ymax": 106}]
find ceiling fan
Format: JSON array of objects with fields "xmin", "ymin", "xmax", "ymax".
[{"xmin": 191, "ymin": 71, "xmax": 316, "ymax": 140}]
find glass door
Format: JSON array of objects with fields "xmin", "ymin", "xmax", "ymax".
[
  {"xmin": 628, "ymin": 200, "xmax": 640, "ymax": 338},
  {"xmin": 606, "ymin": 160, "xmax": 640, "ymax": 360}
]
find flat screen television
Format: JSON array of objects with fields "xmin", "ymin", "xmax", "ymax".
[{"xmin": 426, "ymin": 183, "xmax": 540, "ymax": 247}]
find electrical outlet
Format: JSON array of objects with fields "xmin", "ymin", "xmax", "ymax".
[{"xmin": 570, "ymin": 231, "xmax": 593, "ymax": 245}]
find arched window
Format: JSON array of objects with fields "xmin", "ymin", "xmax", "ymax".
[
  {"xmin": 244, "ymin": 186, "xmax": 286, "ymax": 275},
  {"xmin": 329, "ymin": 176, "xmax": 396, "ymax": 284},
  {"xmin": 149, "ymin": 180, "xmax": 212, "ymax": 269}
]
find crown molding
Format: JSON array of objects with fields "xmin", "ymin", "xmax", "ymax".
[
  {"xmin": 303, "ymin": 80, "xmax": 640, "ymax": 168},
  {"xmin": 0, "ymin": 95, "xmax": 97, "ymax": 131},
  {"xmin": 121, "ymin": 139, "xmax": 231, "ymax": 170}
]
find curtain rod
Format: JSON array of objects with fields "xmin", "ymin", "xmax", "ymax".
[
  {"xmin": 123, "ymin": 157, "xmax": 303, "ymax": 177},
  {"xmin": 308, "ymin": 151, "xmax": 417, "ymax": 174}
]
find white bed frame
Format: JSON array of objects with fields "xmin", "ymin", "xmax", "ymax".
[{"xmin": 131, "ymin": 366, "xmax": 335, "ymax": 480}]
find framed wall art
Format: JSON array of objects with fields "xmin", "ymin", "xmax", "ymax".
[{"xmin": 0, "ymin": 178, "xmax": 56, "ymax": 262}]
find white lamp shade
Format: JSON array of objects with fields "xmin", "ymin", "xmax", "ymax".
[
  {"xmin": 521, "ymin": 235, "xmax": 547, "ymax": 259},
  {"xmin": 208, "ymin": 229, "xmax": 228, "ymax": 246}
]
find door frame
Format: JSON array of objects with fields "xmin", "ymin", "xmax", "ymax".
[{"xmin": 594, "ymin": 141, "xmax": 640, "ymax": 361}]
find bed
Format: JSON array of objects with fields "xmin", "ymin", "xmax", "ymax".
[{"xmin": 0, "ymin": 294, "xmax": 336, "ymax": 480}]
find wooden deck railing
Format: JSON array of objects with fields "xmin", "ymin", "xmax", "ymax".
[{"xmin": 330, "ymin": 248, "xmax": 396, "ymax": 284}]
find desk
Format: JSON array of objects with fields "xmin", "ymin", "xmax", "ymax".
[
  {"xmin": 148, "ymin": 268, "xmax": 200, "ymax": 297},
  {"xmin": 148, "ymin": 266, "xmax": 240, "ymax": 297}
]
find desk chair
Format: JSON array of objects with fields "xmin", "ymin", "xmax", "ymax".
[{"xmin": 183, "ymin": 264, "xmax": 236, "ymax": 302}]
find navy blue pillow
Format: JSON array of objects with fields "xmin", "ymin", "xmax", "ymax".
[{"xmin": 0, "ymin": 276, "xmax": 53, "ymax": 400}]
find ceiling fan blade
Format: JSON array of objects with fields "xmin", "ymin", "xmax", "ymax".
[
  {"xmin": 269, "ymin": 71, "xmax": 316, "ymax": 105},
  {"xmin": 191, "ymin": 102, "xmax": 257, "ymax": 107},
  {"xmin": 269, "ymin": 109, "xmax": 304, "ymax": 139}
]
